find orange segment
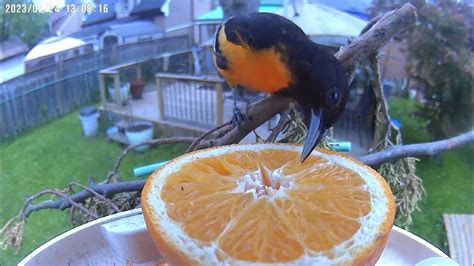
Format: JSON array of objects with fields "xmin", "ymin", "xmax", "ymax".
[
  {"xmin": 274, "ymin": 197, "xmax": 361, "ymax": 252},
  {"xmin": 219, "ymin": 199, "xmax": 303, "ymax": 262},
  {"xmin": 173, "ymin": 193, "xmax": 253, "ymax": 242},
  {"xmin": 142, "ymin": 144, "xmax": 396, "ymax": 265}
]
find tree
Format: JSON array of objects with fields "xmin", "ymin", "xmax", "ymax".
[
  {"xmin": 218, "ymin": 0, "xmax": 260, "ymax": 19},
  {"xmin": 406, "ymin": 1, "xmax": 473, "ymax": 138},
  {"xmin": 370, "ymin": 0, "xmax": 473, "ymax": 138},
  {"xmin": 1, "ymin": 0, "xmax": 49, "ymax": 47}
]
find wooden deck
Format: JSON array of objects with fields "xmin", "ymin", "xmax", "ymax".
[
  {"xmin": 101, "ymin": 89, "xmax": 275, "ymax": 138},
  {"xmin": 443, "ymin": 214, "xmax": 473, "ymax": 266}
]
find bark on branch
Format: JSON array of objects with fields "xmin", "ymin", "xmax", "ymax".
[
  {"xmin": 21, "ymin": 179, "xmax": 146, "ymax": 219},
  {"xmin": 360, "ymin": 130, "xmax": 474, "ymax": 166},
  {"xmin": 19, "ymin": 129, "xmax": 473, "ymax": 218}
]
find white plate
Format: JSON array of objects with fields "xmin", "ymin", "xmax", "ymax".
[{"xmin": 20, "ymin": 208, "xmax": 448, "ymax": 265}]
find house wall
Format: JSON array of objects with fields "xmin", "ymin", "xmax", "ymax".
[
  {"xmin": 156, "ymin": 0, "xmax": 214, "ymax": 38},
  {"xmin": 0, "ymin": 54, "xmax": 25, "ymax": 83},
  {"xmin": 57, "ymin": 12, "xmax": 83, "ymax": 36},
  {"xmin": 379, "ymin": 40, "xmax": 408, "ymax": 82},
  {"xmin": 116, "ymin": 0, "xmax": 134, "ymax": 18}
]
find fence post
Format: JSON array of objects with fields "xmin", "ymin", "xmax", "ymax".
[
  {"xmin": 156, "ymin": 76, "xmax": 165, "ymax": 120},
  {"xmin": 163, "ymin": 56, "xmax": 169, "ymax": 72},
  {"xmin": 99, "ymin": 73, "xmax": 106, "ymax": 106},
  {"xmin": 215, "ymin": 82, "xmax": 223, "ymax": 125},
  {"xmin": 55, "ymin": 58, "xmax": 65, "ymax": 114},
  {"xmin": 135, "ymin": 64, "xmax": 142, "ymax": 81},
  {"xmin": 113, "ymin": 73, "xmax": 122, "ymax": 106}
]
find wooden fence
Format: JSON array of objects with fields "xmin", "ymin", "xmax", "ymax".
[{"xmin": 0, "ymin": 36, "xmax": 188, "ymax": 141}]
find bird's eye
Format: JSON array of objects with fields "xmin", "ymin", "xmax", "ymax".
[{"xmin": 326, "ymin": 89, "xmax": 340, "ymax": 107}]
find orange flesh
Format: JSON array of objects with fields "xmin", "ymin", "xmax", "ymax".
[{"xmin": 161, "ymin": 150, "xmax": 372, "ymax": 263}]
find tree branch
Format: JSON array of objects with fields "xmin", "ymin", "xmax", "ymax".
[
  {"xmin": 336, "ymin": 3, "xmax": 417, "ymax": 73},
  {"xmin": 16, "ymin": 130, "xmax": 473, "ymax": 219},
  {"xmin": 194, "ymin": 96, "xmax": 293, "ymax": 149},
  {"xmin": 21, "ymin": 190, "xmax": 99, "ymax": 220},
  {"xmin": 69, "ymin": 182, "xmax": 121, "ymax": 213},
  {"xmin": 265, "ymin": 110, "xmax": 290, "ymax": 143},
  {"xmin": 187, "ymin": 121, "xmax": 232, "ymax": 152},
  {"xmin": 360, "ymin": 130, "xmax": 474, "ymax": 166},
  {"xmin": 21, "ymin": 180, "xmax": 146, "ymax": 219}
]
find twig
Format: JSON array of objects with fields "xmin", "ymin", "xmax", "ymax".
[
  {"xmin": 20, "ymin": 181, "xmax": 146, "ymax": 219},
  {"xmin": 187, "ymin": 121, "xmax": 232, "ymax": 152},
  {"xmin": 21, "ymin": 190, "xmax": 98, "ymax": 220},
  {"xmin": 70, "ymin": 182, "xmax": 120, "ymax": 213},
  {"xmin": 194, "ymin": 95, "xmax": 293, "ymax": 149},
  {"xmin": 106, "ymin": 137, "xmax": 196, "ymax": 182},
  {"xmin": 265, "ymin": 110, "xmax": 290, "ymax": 143},
  {"xmin": 369, "ymin": 54, "xmax": 401, "ymax": 150},
  {"xmin": 360, "ymin": 130, "xmax": 474, "ymax": 166}
]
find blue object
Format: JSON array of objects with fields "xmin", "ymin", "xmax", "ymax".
[
  {"xmin": 106, "ymin": 126, "xmax": 118, "ymax": 136},
  {"xmin": 392, "ymin": 118, "xmax": 403, "ymax": 129},
  {"xmin": 133, "ymin": 161, "xmax": 168, "ymax": 177},
  {"xmin": 198, "ymin": 5, "xmax": 282, "ymax": 20},
  {"xmin": 327, "ymin": 142, "xmax": 351, "ymax": 152}
]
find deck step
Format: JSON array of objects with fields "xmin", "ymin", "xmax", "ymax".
[
  {"xmin": 443, "ymin": 214, "xmax": 473, "ymax": 266},
  {"xmin": 108, "ymin": 132, "xmax": 129, "ymax": 145}
]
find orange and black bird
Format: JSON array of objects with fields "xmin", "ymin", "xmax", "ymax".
[{"xmin": 213, "ymin": 12, "xmax": 349, "ymax": 162}]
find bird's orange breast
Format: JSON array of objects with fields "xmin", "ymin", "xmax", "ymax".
[{"xmin": 215, "ymin": 26, "xmax": 292, "ymax": 93}]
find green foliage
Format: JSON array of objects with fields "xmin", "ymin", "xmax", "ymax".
[
  {"xmin": 0, "ymin": 111, "xmax": 187, "ymax": 265},
  {"xmin": 406, "ymin": 1, "xmax": 473, "ymax": 138},
  {"xmin": 371, "ymin": 0, "xmax": 473, "ymax": 138},
  {"xmin": 389, "ymin": 97, "xmax": 429, "ymax": 143},
  {"xmin": 1, "ymin": 0, "xmax": 49, "ymax": 47}
]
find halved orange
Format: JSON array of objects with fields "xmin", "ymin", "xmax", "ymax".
[{"xmin": 142, "ymin": 144, "xmax": 395, "ymax": 265}]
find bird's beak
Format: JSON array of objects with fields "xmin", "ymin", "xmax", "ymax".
[{"xmin": 300, "ymin": 107, "xmax": 326, "ymax": 163}]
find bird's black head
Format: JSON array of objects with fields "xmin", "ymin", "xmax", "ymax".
[{"xmin": 300, "ymin": 48, "xmax": 349, "ymax": 162}]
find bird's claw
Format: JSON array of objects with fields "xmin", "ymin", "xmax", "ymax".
[{"xmin": 232, "ymin": 106, "xmax": 248, "ymax": 128}]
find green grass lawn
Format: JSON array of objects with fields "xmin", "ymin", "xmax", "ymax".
[
  {"xmin": 0, "ymin": 111, "xmax": 187, "ymax": 265},
  {"xmin": 389, "ymin": 97, "xmax": 474, "ymax": 253}
]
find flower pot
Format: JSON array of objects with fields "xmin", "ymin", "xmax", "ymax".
[
  {"xmin": 108, "ymin": 83, "xmax": 130, "ymax": 105},
  {"xmin": 106, "ymin": 126, "xmax": 118, "ymax": 136},
  {"xmin": 130, "ymin": 80, "xmax": 145, "ymax": 100},
  {"xmin": 79, "ymin": 106, "xmax": 100, "ymax": 137},
  {"xmin": 125, "ymin": 123, "xmax": 154, "ymax": 152}
]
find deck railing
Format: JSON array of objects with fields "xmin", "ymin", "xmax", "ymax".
[{"xmin": 155, "ymin": 73, "xmax": 224, "ymax": 130}]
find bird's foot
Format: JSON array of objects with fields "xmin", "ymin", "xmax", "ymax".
[{"xmin": 232, "ymin": 106, "xmax": 248, "ymax": 128}]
